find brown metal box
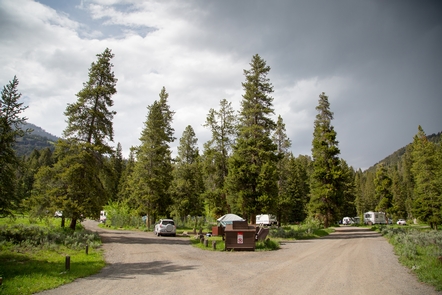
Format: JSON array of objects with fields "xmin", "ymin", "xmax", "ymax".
[{"xmin": 224, "ymin": 221, "xmax": 256, "ymax": 251}]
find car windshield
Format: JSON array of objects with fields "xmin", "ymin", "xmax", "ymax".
[{"xmin": 162, "ymin": 220, "xmax": 174, "ymax": 225}]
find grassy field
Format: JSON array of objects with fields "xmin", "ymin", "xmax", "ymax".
[{"xmin": 0, "ymin": 216, "xmax": 105, "ymax": 295}]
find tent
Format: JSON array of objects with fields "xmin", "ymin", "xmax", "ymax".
[{"xmin": 217, "ymin": 214, "xmax": 245, "ymax": 227}]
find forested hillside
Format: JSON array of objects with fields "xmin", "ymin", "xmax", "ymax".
[
  {"xmin": 13, "ymin": 122, "xmax": 59, "ymax": 156},
  {"xmin": 367, "ymin": 131, "xmax": 442, "ymax": 173}
]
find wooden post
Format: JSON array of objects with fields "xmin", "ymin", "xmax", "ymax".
[
  {"xmin": 200, "ymin": 237, "xmax": 204, "ymax": 244},
  {"xmin": 65, "ymin": 256, "xmax": 70, "ymax": 271},
  {"xmin": 204, "ymin": 239, "xmax": 208, "ymax": 247},
  {"xmin": 85, "ymin": 244, "xmax": 89, "ymax": 255},
  {"xmin": 212, "ymin": 240, "xmax": 217, "ymax": 250}
]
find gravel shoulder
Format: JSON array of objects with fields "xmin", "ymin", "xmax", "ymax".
[{"xmin": 37, "ymin": 220, "xmax": 441, "ymax": 295}]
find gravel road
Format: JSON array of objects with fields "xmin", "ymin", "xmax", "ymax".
[{"xmin": 37, "ymin": 220, "xmax": 440, "ymax": 295}]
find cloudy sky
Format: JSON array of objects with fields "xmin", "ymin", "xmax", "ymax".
[{"xmin": 1, "ymin": 0, "xmax": 441, "ymax": 170}]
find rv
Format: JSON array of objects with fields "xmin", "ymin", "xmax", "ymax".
[
  {"xmin": 256, "ymin": 214, "xmax": 278, "ymax": 226},
  {"xmin": 364, "ymin": 211, "xmax": 387, "ymax": 225}
]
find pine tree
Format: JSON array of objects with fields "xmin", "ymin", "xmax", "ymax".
[
  {"xmin": 340, "ymin": 159, "xmax": 357, "ymax": 219},
  {"xmin": 64, "ymin": 48, "xmax": 117, "ymax": 151},
  {"xmin": 0, "ymin": 76, "xmax": 30, "ymax": 216},
  {"xmin": 272, "ymin": 115, "xmax": 291, "ymax": 225},
  {"xmin": 308, "ymin": 92, "xmax": 343, "ymax": 228},
  {"xmin": 202, "ymin": 99, "xmax": 236, "ymax": 217},
  {"xmin": 374, "ymin": 163, "xmax": 393, "ymax": 221},
  {"xmin": 30, "ymin": 49, "xmax": 117, "ymax": 229},
  {"xmin": 171, "ymin": 125, "xmax": 204, "ymax": 221},
  {"xmin": 411, "ymin": 126, "xmax": 442, "ymax": 229},
  {"xmin": 226, "ymin": 54, "xmax": 279, "ymax": 223},
  {"xmin": 284, "ymin": 154, "xmax": 311, "ymax": 223},
  {"xmin": 129, "ymin": 87, "xmax": 175, "ymax": 226},
  {"xmin": 390, "ymin": 166, "xmax": 407, "ymax": 220}
]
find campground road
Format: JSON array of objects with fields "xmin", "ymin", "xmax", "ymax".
[{"xmin": 37, "ymin": 220, "xmax": 440, "ymax": 295}]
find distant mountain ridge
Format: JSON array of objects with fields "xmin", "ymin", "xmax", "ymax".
[
  {"xmin": 13, "ymin": 122, "xmax": 60, "ymax": 157},
  {"xmin": 22, "ymin": 122, "xmax": 59, "ymax": 141},
  {"xmin": 366, "ymin": 131, "xmax": 442, "ymax": 172}
]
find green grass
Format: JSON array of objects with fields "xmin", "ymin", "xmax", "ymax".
[
  {"xmin": 0, "ymin": 216, "xmax": 105, "ymax": 295},
  {"xmin": 0, "ymin": 246, "xmax": 105, "ymax": 295},
  {"xmin": 373, "ymin": 225, "xmax": 442, "ymax": 291}
]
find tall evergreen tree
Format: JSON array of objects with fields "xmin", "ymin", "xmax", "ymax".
[
  {"xmin": 283, "ymin": 154, "xmax": 311, "ymax": 223},
  {"xmin": 30, "ymin": 48, "xmax": 117, "ymax": 229},
  {"xmin": 340, "ymin": 159, "xmax": 357, "ymax": 219},
  {"xmin": 308, "ymin": 92, "xmax": 343, "ymax": 228},
  {"xmin": 354, "ymin": 169, "xmax": 364, "ymax": 217},
  {"xmin": 117, "ymin": 147, "xmax": 135, "ymax": 203},
  {"xmin": 390, "ymin": 166, "xmax": 407, "ymax": 220},
  {"xmin": 0, "ymin": 76, "xmax": 30, "ymax": 216},
  {"xmin": 374, "ymin": 163, "xmax": 393, "ymax": 221},
  {"xmin": 226, "ymin": 54, "xmax": 279, "ymax": 223},
  {"xmin": 411, "ymin": 126, "xmax": 441, "ymax": 229},
  {"xmin": 107, "ymin": 142, "xmax": 123, "ymax": 200},
  {"xmin": 171, "ymin": 125, "xmax": 204, "ymax": 220},
  {"xmin": 202, "ymin": 99, "xmax": 237, "ymax": 217},
  {"xmin": 272, "ymin": 115, "xmax": 291, "ymax": 225},
  {"xmin": 129, "ymin": 87, "xmax": 175, "ymax": 226},
  {"xmin": 64, "ymin": 48, "xmax": 117, "ymax": 151}
]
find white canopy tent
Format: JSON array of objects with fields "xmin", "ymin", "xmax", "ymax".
[{"xmin": 217, "ymin": 214, "xmax": 245, "ymax": 227}]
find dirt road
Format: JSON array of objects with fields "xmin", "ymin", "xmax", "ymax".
[{"xmin": 37, "ymin": 220, "xmax": 440, "ymax": 295}]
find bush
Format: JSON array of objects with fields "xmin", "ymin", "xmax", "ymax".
[{"xmin": 0, "ymin": 224, "xmax": 101, "ymax": 250}]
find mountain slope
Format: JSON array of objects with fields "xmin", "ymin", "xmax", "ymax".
[
  {"xmin": 13, "ymin": 123, "xmax": 60, "ymax": 157},
  {"xmin": 366, "ymin": 131, "xmax": 441, "ymax": 172}
]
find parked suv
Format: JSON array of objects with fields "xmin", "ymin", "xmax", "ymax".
[{"xmin": 154, "ymin": 219, "xmax": 176, "ymax": 236}]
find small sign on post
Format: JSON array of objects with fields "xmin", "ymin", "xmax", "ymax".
[{"xmin": 237, "ymin": 232, "xmax": 243, "ymax": 244}]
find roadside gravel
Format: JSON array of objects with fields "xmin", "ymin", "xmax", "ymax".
[{"xmin": 36, "ymin": 220, "xmax": 441, "ymax": 295}]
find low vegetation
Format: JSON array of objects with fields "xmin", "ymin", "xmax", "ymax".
[
  {"xmin": 373, "ymin": 225, "xmax": 442, "ymax": 291},
  {"xmin": 0, "ymin": 217, "xmax": 105, "ymax": 295},
  {"xmin": 269, "ymin": 220, "xmax": 335, "ymax": 239}
]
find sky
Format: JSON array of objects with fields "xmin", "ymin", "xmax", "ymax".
[{"xmin": 0, "ymin": 0, "xmax": 441, "ymax": 171}]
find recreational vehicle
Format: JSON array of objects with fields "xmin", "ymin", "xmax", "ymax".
[
  {"xmin": 364, "ymin": 211, "xmax": 387, "ymax": 225},
  {"xmin": 256, "ymin": 214, "xmax": 278, "ymax": 226}
]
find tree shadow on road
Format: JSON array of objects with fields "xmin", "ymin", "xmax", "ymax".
[{"xmin": 86, "ymin": 260, "xmax": 197, "ymax": 280}]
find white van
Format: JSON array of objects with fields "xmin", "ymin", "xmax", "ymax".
[{"xmin": 364, "ymin": 211, "xmax": 387, "ymax": 225}]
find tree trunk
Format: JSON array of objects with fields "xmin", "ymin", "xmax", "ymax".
[
  {"xmin": 69, "ymin": 218, "xmax": 77, "ymax": 230},
  {"xmin": 61, "ymin": 217, "xmax": 65, "ymax": 228}
]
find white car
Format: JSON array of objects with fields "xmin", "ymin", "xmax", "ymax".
[
  {"xmin": 397, "ymin": 219, "xmax": 407, "ymax": 225},
  {"xmin": 154, "ymin": 219, "xmax": 176, "ymax": 237}
]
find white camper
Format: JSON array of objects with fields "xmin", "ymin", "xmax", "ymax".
[
  {"xmin": 364, "ymin": 211, "xmax": 387, "ymax": 225},
  {"xmin": 100, "ymin": 210, "xmax": 107, "ymax": 223},
  {"xmin": 256, "ymin": 214, "xmax": 278, "ymax": 226}
]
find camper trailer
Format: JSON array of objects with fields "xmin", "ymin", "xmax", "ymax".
[
  {"xmin": 364, "ymin": 211, "xmax": 387, "ymax": 225},
  {"xmin": 256, "ymin": 214, "xmax": 278, "ymax": 226}
]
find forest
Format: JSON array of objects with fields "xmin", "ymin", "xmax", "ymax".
[{"xmin": 1, "ymin": 48, "xmax": 441, "ymax": 230}]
